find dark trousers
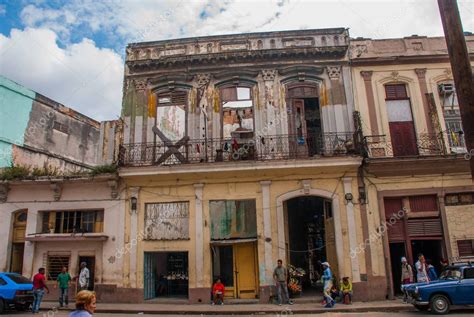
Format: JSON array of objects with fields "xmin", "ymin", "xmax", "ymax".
[{"xmin": 59, "ymin": 287, "xmax": 69, "ymax": 306}]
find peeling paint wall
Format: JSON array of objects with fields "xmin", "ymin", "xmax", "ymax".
[{"xmin": 0, "ymin": 76, "xmax": 119, "ymax": 172}]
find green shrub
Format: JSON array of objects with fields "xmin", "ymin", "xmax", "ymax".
[
  {"xmin": 89, "ymin": 164, "xmax": 118, "ymax": 176},
  {"xmin": 0, "ymin": 165, "xmax": 31, "ymax": 180}
]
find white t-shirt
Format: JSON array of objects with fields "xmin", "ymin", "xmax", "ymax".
[
  {"xmin": 415, "ymin": 261, "xmax": 429, "ymax": 283},
  {"xmin": 79, "ymin": 267, "xmax": 90, "ymax": 288}
]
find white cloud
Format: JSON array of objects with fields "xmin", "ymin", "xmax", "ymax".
[
  {"xmin": 0, "ymin": 4, "xmax": 6, "ymax": 16},
  {"xmin": 0, "ymin": 28, "xmax": 123, "ymax": 121}
]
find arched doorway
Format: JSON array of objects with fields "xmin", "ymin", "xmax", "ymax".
[
  {"xmin": 284, "ymin": 196, "xmax": 335, "ymax": 296},
  {"xmin": 10, "ymin": 210, "xmax": 27, "ymax": 273}
]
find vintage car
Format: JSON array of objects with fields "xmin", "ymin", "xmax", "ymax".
[
  {"xmin": 402, "ymin": 263, "xmax": 474, "ymax": 314},
  {"xmin": 0, "ymin": 272, "xmax": 34, "ymax": 313}
]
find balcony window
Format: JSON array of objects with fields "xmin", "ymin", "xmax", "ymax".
[
  {"xmin": 42, "ymin": 210, "xmax": 104, "ymax": 234},
  {"xmin": 221, "ymin": 86, "xmax": 254, "ymax": 139},
  {"xmin": 439, "ymin": 81, "xmax": 465, "ymax": 152},
  {"xmin": 156, "ymin": 91, "xmax": 187, "ymax": 142}
]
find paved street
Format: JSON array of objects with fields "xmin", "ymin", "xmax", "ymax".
[{"xmin": 4, "ymin": 312, "xmax": 474, "ymax": 317}]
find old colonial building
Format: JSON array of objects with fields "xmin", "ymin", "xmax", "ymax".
[
  {"xmin": 0, "ymin": 76, "xmax": 125, "ymax": 302},
  {"xmin": 350, "ymin": 34, "xmax": 474, "ymax": 298},
  {"xmin": 117, "ymin": 28, "xmax": 388, "ymax": 303}
]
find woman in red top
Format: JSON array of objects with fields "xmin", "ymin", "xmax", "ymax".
[{"xmin": 212, "ymin": 278, "xmax": 225, "ymax": 305}]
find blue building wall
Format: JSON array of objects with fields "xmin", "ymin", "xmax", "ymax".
[{"xmin": 0, "ymin": 76, "xmax": 36, "ymax": 167}]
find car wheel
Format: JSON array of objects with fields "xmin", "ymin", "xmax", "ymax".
[
  {"xmin": 430, "ymin": 294, "xmax": 450, "ymax": 315},
  {"xmin": 414, "ymin": 304, "xmax": 429, "ymax": 311}
]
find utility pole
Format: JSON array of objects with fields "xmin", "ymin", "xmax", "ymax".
[{"xmin": 438, "ymin": 0, "xmax": 474, "ymax": 178}]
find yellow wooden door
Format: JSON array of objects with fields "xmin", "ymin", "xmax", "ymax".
[{"xmin": 234, "ymin": 243, "xmax": 258, "ymax": 299}]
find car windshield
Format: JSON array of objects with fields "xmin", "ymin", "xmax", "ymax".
[
  {"xmin": 6, "ymin": 274, "xmax": 32, "ymax": 284},
  {"xmin": 439, "ymin": 268, "xmax": 461, "ymax": 280}
]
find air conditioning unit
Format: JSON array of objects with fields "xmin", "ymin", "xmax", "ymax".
[{"xmin": 438, "ymin": 83, "xmax": 454, "ymax": 94}]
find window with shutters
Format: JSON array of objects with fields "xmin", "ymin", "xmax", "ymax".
[
  {"xmin": 47, "ymin": 255, "xmax": 70, "ymax": 280},
  {"xmin": 409, "ymin": 195, "xmax": 438, "ymax": 212},
  {"xmin": 156, "ymin": 90, "xmax": 187, "ymax": 142},
  {"xmin": 457, "ymin": 240, "xmax": 474, "ymax": 257},
  {"xmin": 221, "ymin": 86, "xmax": 254, "ymax": 139},
  {"xmin": 385, "ymin": 84, "xmax": 413, "ymax": 122}
]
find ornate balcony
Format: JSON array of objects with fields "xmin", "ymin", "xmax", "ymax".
[
  {"xmin": 363, "ymin": 132, "xmax": 466, "ymax": 158},
  {"xmin": 118, "ymin": 133, "xmax": 360, "ymax": 167}
]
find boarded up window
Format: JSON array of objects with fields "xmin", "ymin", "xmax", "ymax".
[
  {"xmin": 145, "ymin": 202, "xmax": 189, "ymax": 240},
  {"xmin": 457, "ymin": 240, "xmax": 474, "ymax": 257},
  {"xmin": 409, "ymin": 195, "xmax": 438, "ymax": 212},
  {"xmin": 210, "ymin": 200, "xmax": 257, "ymax": 240}
]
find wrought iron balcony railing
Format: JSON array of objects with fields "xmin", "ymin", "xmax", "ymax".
[
  {"xmin": 363, "ymin": 132, "xmax": 467, "ymax": 158},
  {"xmin": 119, "ymin": 132, "xmax": 360, "ymax": 167}
]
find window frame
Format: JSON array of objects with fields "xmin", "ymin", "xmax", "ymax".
[
  {"xmin": 42, "ymin": 210, "xmax": 104, "ymax": 234},
  {"xmin": 154, "ymin": 90, "xmax": 188, "ymax": 142},
  {"xmin": 46, "ymin": 255, "xmax": 70, "ymax": 281},
  {"xmin": 219, "ymin": 85, "xmax": 255, "ymax": 140}
]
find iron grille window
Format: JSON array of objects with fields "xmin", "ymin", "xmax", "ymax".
[
  {"xmin": 47, "ymin": 255, "xmax": 70, "ymax": 280},
  {"xmin": 41, "ymin": 210, "xmax": 104, "ymax": 233},
  {"xmin": 457, "ymin": 240, "xmax": 474, "ymax": 257}
]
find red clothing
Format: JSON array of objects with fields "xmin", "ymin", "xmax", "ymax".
[
  {"xmin": 212, "ymin": 282, "xmax": 225, "ymax": 295},
  {"xmin": 33, "ymin": 273, "xmax": 46, "ymax": 290}
]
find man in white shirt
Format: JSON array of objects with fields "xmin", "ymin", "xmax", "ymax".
[
  {"xmin": 415, "ymin": 254, "xmax": 429, "ymax": 283},
  {"xmin": 78, "ymin": 262, "xmax": 90, "ymax": 291}
]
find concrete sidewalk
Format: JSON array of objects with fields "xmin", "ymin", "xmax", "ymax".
[{"xmin": 40, "ymin": 300, "xmax": 414, "ymax": 315}]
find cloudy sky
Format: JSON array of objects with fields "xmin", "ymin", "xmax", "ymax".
[{"xmin": 0, "ymin": 0, "xmax": 473, "ymax": 121}]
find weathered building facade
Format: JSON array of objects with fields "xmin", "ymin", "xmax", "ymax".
[
  {"xmin": 350, "ymin": 34, "xmax": 474, "ymax": 298},
  {"xmin": 118, "ymin": 28, "xmax": 387, "ymax": 303},
  {"xmin": 0, "ymin": 76, "xmax": 125, "ymax": 302}
]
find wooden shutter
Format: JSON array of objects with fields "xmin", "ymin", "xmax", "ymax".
[
  {"xmin": 221, "ymin": 87, "xmax": 237, "ymax": 102},
  {"xmin": 407, "ymin": 218, "xmax": 442, "ymax": 237},
  {"xmin": 384, "ymin": 198, "xmax": 405, "ymax": 241},
  {"xmin": 409, "ymin": 195, "xmax": 438, "ymax": 212},
  {"xmin": 457, "ymin": 240, "xmax": 474, "ymax": 257},
  {"xmin": 385, "ymin": 84, "xmax": 408, "ymax": 100}
]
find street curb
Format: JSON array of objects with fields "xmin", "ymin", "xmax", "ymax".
[{"xmin": 40, "ymin": 305, "xmax": 415, "ymax": 315}]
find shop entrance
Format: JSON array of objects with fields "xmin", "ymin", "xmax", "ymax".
[
  {"xmin": 411, "ymin": 239, "xmax": 444, "ymax": 279},
  {"xmin": 10, "ymin": 210, "xmax": 27, "ymax": 273},
  {"xmin": 144, "ymin": 252, "xmax": 189, "ymax": 300},
  {"xmin": 284, "ymin": 196, "xmax": 333, "ymax": 296},
  {"xmin": 78, "ymin": 256, "xmax": 95, "ymax": 290},
  {"xmin": 212, "ymin": 242, "xmax": 258, "ymax": 299}
]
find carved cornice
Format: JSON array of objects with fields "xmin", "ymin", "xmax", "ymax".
[
  {"xmin": 278, "ymin": 66, "xmax": 324, "ymax": 76},
  {"xmin": 261, "ymin": 69, "xmax": 277, "ymax": 81},
  {"xmin": 127, "ymin": 46, "xmax": 348, "ymax": 74}
]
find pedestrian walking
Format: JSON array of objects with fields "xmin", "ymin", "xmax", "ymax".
[
  {"xmin": 273, "ymin": 259, "xmax": 293, "ymax": 306},
  {"xmin": 78, "ymin": 262, "xmax": 90, "ymax": 292},
  {"xmin": 400, "ymin": 257, "xmax": 413, "ymax": 303},
  {"xmin": 321, "ymin": 262, "xmax": 335, "ymax": 308},
  {"xmin": 415, "ymin": 254, "xmax": 429, "ymax": 283},
  {"xmin": 32, "ymin": 267, "xmax": 50, "ymax": 314},
  {"xmin": 69, "ymin": 290, "xmax": 96, "ymax": 317},
  {"xmin": 56, "ymin": 266, "xmax": 72, "ymax": 307}
]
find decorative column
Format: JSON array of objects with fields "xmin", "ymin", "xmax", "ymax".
[
  {"xmin": 194, "ymin": 183, "xmax": 204, "ymax": 288},
  {"xmin": 129, "ymin": 187, "xmax": 140, "ymax": 288},
  {"xmin": 415, "ymin": 68, "xmax": 435, "ymax": 135},
  {"xmin": 360, "ymin": 71, "xmax": 379, "ymax": 135},
  {"xmin": 260, "ymin": 181, "xmax": 273, "ymax": 285},
  {"xmin": 23, "ymin": 209, "xmax": 39, "ymax": 278},
  {"xmin": 343, "ymin": 177, "xmax": 361, "ymax": 282}
]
